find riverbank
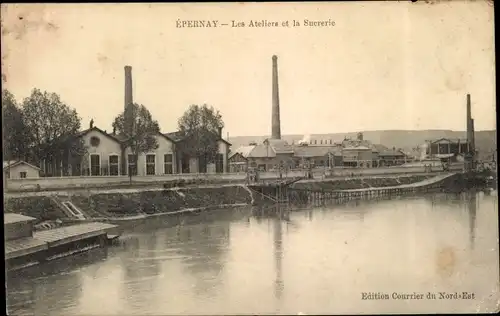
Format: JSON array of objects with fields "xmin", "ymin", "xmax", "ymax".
[{"xmin": 4, "ymin": 174, "xmax": 444, "ymax": 224}]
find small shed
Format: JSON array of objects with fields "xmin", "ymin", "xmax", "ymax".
[{"xmin": 3, "ymin": 160, "xmax": 41, "ymax": 179}]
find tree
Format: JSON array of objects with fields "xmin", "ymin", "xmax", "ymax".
[
  {"xmin": 112, "ymin": 103, "xmax": 160, "ymax": 181},
  {"xmin": 2, "ymin": 90, "xmax": 30, "ymax": 161},
  {"xmin": 177, "ymin": 104, "xmax": 224, "ymax": 168},
  {"xmin": 21, "ymin": 88, "xmax": 84, "ymax": 175}
]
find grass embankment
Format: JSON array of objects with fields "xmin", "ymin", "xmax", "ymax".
[
  {"xmin": 70, "ymin": 186, "xmax": 252, "ymax": 219},
  {"xmin": 4, "ymin": 196, "xmax": 66, "ymax": 224}
]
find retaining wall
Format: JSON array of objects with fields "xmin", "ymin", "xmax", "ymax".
[{"xmin": 5, "ymin": 165, "xmax": 447, "ymax": 192}]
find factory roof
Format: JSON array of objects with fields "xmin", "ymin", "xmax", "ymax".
[
  {"xmin": 264, "ymin": 138, "xmax": 294, "ymax": 154},
  {"xmin": 379, "ymin": 149, "xmax": 406, "ymax": 156},
  {"xmin": 249, "ymin": 144, "xmax": 277, "ymax": 158},
  {"xmin": 343, "ymin": 146, "xmax": 372, "ymax": 151},
  {"xmin": 293, "ymin": 146, "xmax": 342, "ymax": 157},
  {"xmin": 371, "ymin": 144, "xmax": 389, "ymax": 153}
]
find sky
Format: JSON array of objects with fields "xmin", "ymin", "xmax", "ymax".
[{"xmin": 1, "ymin": 2, "xmax": 496, "ymax": 137}]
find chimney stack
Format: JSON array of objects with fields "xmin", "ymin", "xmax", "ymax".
[
  {"xmin": 218, "ymin": 126, "xmax": 223, "ymax": 138},
  {"xmin": 470, "ymin": 118, "xmax": 476, "ymax": 155},
  {"xmin": 124, "ymin": 65, "xmax": 133, "ymax": 110},
  {"xmin": 271, "ymin": 55, "xmax": 281, "ymax": 139}
]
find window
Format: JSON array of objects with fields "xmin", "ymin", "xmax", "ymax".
[
  {"xmin": 128, "ymin": 154, "xmax": 137, "ymax": 176},
  {"xmin": 90, "ymin": 154, "xmax": 100, "ymax": 176},
  {"xmin": 109, "ymin": 155, "xmax": 119, "ymax": 176},
  {"xmin": 146, "ymin": 154, "xmax": 156, "ymax": 175},
  {"xmin": 215, "ymin": 153, "xmax": 224, "ymax": 173},
  {"xmin": 19, "ymin": 171, "xmax": 27, "ymax": 178},
  {"xmin": 164, "ymin": 154, "xmax": 173, "ymax": 174}
]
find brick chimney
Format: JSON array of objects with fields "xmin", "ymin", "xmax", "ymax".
[
  {"xmin": 271, "ymin": 55, "xmax": 281, "ymax": 139},
  {"xmin": 218, "ymin": 126, "xmax": 222, "ymax": 138},
  {"xmin": 124, "ymin": 65, "xmax": 133, "ymax": 110}
]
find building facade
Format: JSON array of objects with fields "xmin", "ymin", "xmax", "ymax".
[
  {"xmin": 39, "ymin": 126, "xmax": 231, "ymax": 176},
  {"xmin": 425, "ymin": 138, "xmax": 471, "ymax": 163},
  {"xmin": 228, "ymin": 152, "xmax": 248, "ymax": 173}
]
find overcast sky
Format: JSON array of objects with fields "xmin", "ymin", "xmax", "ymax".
[{"xmin": 1, "ymin": 2, "xmax": 495, "ymax": 137}]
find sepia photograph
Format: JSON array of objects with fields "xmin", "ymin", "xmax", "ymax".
[{"xmin": 2, "ymin": 1, "xmax": 498, "ymax": 315}]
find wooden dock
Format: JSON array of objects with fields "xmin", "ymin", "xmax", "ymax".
[{"xmin": 5, "ymin": 221, "xmax": 119, "ymax": 270}]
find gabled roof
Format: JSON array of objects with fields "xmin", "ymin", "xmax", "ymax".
[
  {"xmin": 430, "ymin": 138, "xmax": 468, "ymax": 144},
  {"xmin": 249, "ymin": 144, "xmax": 277, "ymax": 158},
  {"xmin": 3, "ymin": 160, "xmax": 41, "ymax": 171},
  {"xmin": 228, "ymin": 151, "xmax": 248, "ymax": 160},
  {"xmin": 233, "ymin": 145, "xmax": 256, "ymax": 158},
  {"xmin": 76, "ymin": 126, "xmax": 123, "ymax": 144},
  {"xmin": 53, "ymin": 126, "xmax": 123, "ymax": 145},
  {"xmin": 264, "ymin": 138, "xmax": 294, "ymax": 154}
]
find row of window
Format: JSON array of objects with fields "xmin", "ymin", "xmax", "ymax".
[
  {"xmin": 88, "ymin": 153, "xmax": 174, "ymax": 176},
  {"xmin": 299, "ymin": 139, "xmax": 335, "ymax": 145},
  {"xmin": 429, "ymin": 143, "xmax": 469, "ymax": 155}
]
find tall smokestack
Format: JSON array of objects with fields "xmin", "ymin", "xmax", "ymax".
[
  {"xmin": 466, "ymin": 93, "xmax": 472, "ymax": 148},
  {"xmin": 124, "ymin": 65, "xmax": 133, "ymax": 110},
  {"xmin": 271, "ymin": 55, "xmax": 281, "ymax": 139},
  {"xmin": 471, "ymin": 118, "xmax": 476, "ymax": 155}
]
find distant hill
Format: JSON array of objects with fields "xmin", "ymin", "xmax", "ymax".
[{"xmin": 228, "ymin": 129, "xmax": 497, "ymax": 159}]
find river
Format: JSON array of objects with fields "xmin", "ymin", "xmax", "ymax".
[{"xmin": 6, "ymin": 189, "xmax": 499, "ymax": 315}]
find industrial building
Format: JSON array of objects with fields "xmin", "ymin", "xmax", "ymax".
[
  {"xmin": 37, "ymin": 66, "xmax": 230, "ymax": 177},
  {"xmin": 228, "ymin": 55, "xmax": 410, "ymax": 172}
]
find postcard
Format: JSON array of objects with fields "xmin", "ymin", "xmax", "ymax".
[{"xmin": 2, "ymin": 1, "xmax": 498, "ymax": 315}]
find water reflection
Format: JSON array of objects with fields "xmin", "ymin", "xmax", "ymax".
[
  {"xmin": 273, "ymin": 218, "xmax": 284, "ymax": 302},
  {"xmin": 6, "ymin": 191, "xmax": 499, "ymax": 315},
  {"xmin": 175, "ymin": 222, "xmax": 230, "ymax": 298},
  {"xmin": 7, "ymin": 248, "xmax": 108, "ymax": 316},
  {"xmin": 467, "ymin": 190, "xmax": 477, "ymax": 250}
]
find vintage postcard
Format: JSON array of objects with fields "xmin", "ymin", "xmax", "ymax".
[{"xmin": 2, "ymin": 1, "xmax": 498, "ymax": 315}]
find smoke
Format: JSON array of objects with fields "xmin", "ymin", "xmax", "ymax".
[{"xmin": 298, "ymin": 134, "xmax": 311, "ymax": 145}]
